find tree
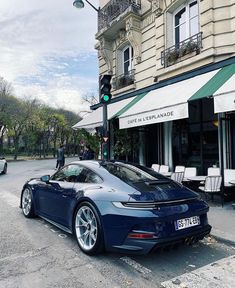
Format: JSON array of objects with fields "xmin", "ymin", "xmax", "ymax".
[
  {"xmin": 82, "ymin": 92, "xmax": 98, "ymax": 106},
  {"xmin": 113, "ymin": 129, "xmax": 139, "ymax": 161},
  {"xmin": 0, "ymin": 77, "xmax": 13, "ymax": 154},
  {"xmin": 7, "ymin": 98, "xmax": 38, "ymax": 160}
]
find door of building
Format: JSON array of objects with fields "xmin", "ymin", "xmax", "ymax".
[
  {"xmin": 145, "ymin": 124, "xmax": 163, "ymax": 167},
  {"xmin": 229, "ymin": 113, "xmax": 235, "ymax": 168},
  {"xmin": 172, "ymin": 98, "xmax": 219, "ymax": 174}
]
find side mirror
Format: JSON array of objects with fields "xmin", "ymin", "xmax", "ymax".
[{"xmin": 40, "ymin": 175, "xmax": 50, "ymax": 183}]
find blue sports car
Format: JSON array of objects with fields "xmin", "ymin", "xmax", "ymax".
[{"xmin": 20, "ymin": 160, "xmax": 211, "ymax": 255}]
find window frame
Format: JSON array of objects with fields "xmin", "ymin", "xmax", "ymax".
[
  {"xmin": 51, "ymin": 164, "xmax": 102, "ymax": 184},
  {"xmin": 173, "ymin": 0, "xmax": 199, "ymax": 45},
  {"xmin": 122, "ymin": 45, "xmax": 134, "ymax": 75},
  {"xmin": 51, "ymin": 164, "xmax": 84, "ymax": 182}
]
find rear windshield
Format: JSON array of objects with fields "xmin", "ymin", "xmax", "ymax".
[{"xmin": 101, "ymin": 162, "xmax": 163, "ymax": 183}]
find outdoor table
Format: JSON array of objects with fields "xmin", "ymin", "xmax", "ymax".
[
  {"xmin": 186, "ymin": 176, "xmax": 207, "ymax": 182},
  {"xmin": 229, "ymin": 180, "xmax": 235, "ymax": 185},
  {"xmin": 160, "ymin": 172, "xmax": 172, "ymax": 177},
  {"xmin": 184, "ymin": 176, "xmax": 206, "ymax": 192}
]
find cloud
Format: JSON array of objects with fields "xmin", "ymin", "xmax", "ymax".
[{"xmin": 0, "ymin": 0, "xmax": 99, "ymax": 113}]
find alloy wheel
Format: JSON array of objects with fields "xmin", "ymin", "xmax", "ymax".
[
  {"xmin": 22, "ymin": 188, "xmax": 32, "ymax": 216},
  {"xmin": 75, "ymin": 205, "xmax": 98, "ymax": 251}
]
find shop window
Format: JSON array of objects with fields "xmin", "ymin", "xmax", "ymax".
[{"xmin": 172, "ymin": 99, "xmax": 219, "ymax": 174}]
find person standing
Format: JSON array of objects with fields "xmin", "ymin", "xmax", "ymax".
[
  {"xmin": 56, "ymin": 145, "xmax": 65, "ymax": 169},
  {"xmin": 82, "ymin": 146, "xmax": 94, "ymax": 160}
]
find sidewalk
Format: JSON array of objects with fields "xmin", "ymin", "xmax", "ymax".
[{"xmin": 208, "ymin": 202, "xmax": 235, "ymax": 246}]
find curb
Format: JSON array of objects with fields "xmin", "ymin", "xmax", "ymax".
[
  {"xmin": 210, "ymin": 232, "xmax": 235, "ymax": 246},
  {"xmin": 6, "ymin": 156, "xmax": 78, "ymax": 162}
]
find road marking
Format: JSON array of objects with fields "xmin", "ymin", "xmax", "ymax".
[
  {"xmin": 0, "ymin": 192, "xmax": 19, "ymax": 208},
  {"xmin": 58, "ymin": 234, "xmax": 67, "ymax": 238},
  {"xmin": 161, "ymin": 255, "xmax": 235, "ymax": 288},
  {"xmin": 120, "ymin": 256, "xmax": 152, "ymax": 275},
  {"xmin": 50, "ymin": 228, "xmax": 59, "ymax": 233}
]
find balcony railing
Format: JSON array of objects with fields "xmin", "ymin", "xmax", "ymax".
[
  {"xmin": 98, "ymin": 0, "xmax": 141, "ymax": 31},
  {"xmin": 112, "ymin": 70, "xmax": 135, "ymax": 90},
  {"xmin": 161, "ymin": 32, "xmax": 203, "ymax": 68}
]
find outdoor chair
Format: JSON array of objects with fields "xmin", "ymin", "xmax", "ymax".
[
  {"xmin": 199, "ymin": 176, "xmax": 222, "ymax": 202},
  {"xmin": 159, "ymin": 165, "xmax": 169, "ymax": 174},
  {"xmin": 183, "ymin": 167, "xmax": 197, "ymax": 182},
  {"xmin": 175, "ymin": 165, "xmax": 185, "ymax": 173},
  {"xmin": 151, "ymin": 164, "xmax": 160, "ymax": 172},
  {"xmin": 207, "ymin": 167, "xmax": 220, "ymax": 176},
  {"xmin": 171, "ymin": 172, "xmax": 184, "ymax": 184},
  {"xmin": 224, "ymin": 169, "xmax": 235, "ymax": 187}
]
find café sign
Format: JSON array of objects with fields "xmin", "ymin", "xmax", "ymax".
[{"xmin": 119, "ymin": 103, "xmax": 189, "ymax": 129}]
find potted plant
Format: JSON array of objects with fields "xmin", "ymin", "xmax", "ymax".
[{"xmin": 166, "ymin": 49, "xmax": 180, "ymax": 64}]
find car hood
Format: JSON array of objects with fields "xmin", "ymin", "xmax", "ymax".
[{"xmin": 127, "ymin": 180, "xmax": 198, "ymax": 202}]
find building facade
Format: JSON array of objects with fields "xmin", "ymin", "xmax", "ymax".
[{"xmin": 74, "ymin": 0, "xmax": 235, "ymax": 173}]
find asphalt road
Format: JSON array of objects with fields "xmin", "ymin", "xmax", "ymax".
[{"xmin": 0, "ymin": 158, "xmax": 234, "ymax": 288}]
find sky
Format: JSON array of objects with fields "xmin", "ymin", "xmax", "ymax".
[{"xmin": 0, "ymin": 0, "xmax": 99, "ymax": 114}]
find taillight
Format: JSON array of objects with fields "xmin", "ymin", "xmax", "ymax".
[{"xmin": 128, "ymin": 231, "xmax": 156, "ymax": 239}]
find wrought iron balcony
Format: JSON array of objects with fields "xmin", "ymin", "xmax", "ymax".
[
  {"xmin": 112, "ymin": 70, "xmax": 135, "ymax": 90},
  {"xmin": 161, "ymin": 32, "xmax": 203, "ymax": 68},
  {"xmin": 98, "ymin": 0, "xmax": 141, "ymax": 31}
]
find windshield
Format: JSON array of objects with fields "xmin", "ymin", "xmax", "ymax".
[{"xmin": 101, "ymin": 162, "xmax": 162, "ymax": 183}]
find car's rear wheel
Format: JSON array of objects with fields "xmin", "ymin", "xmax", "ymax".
[
  {"xmin": 21, "ymin": 187, "xmax": 35, "ymax": 218},
  {"xmin": 2, "ymin": 164, "xmax": 7, "ymax": 174},
  {"xmin": 74, "ymin": 202, "xmax": 104, "ymax": 255}
]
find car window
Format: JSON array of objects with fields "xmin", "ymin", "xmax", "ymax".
[
  {"xmin": 51, "ymin": 164, "xmax": 83, "ymax": 182},
  {"xmin": 77, "ymin": 168, "xmax": 102, "ymax": 184},
  {"xmin": 102, "ymin": 162, "xmax": 159, "ymax": 183}
]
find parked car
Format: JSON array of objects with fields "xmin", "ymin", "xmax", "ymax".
[
  {"xmin": 0, "ymin": 157, "xmax": 7, "ymax": 174},
  {"xmin": 20, "ymin": 160, "xmax": 211, "ymax": 255}
]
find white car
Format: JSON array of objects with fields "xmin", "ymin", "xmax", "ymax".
[{"xmin": 0, "ymin": 158, "xmax": 7, "ymax": 174}]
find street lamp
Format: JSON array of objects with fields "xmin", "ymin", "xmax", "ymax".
[
  {"xmin": 73, "ymin": 0, "xmax": 99, "ymax": 12},
  {"xmin": 73, "ymin": 0, "xmax": 110, "ymax": 161}
]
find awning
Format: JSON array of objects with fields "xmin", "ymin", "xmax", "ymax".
[
  {"xmin": 189, "ymin": 63, "xmax": 235, "ymax": 103},
  {"xmin": 72, "ymin": 108, "xmax": 103, "ymax": 130},
  {"xmin": 72, "ymin": 97, "xmax": 135, "ymax": 130},
  {"xmin": 214, "ymin": 75, "xmax": 235, "ymax": 113},
  {"xmin": 119, "ymin": 69, "xmax": 219, "ymax": 129}
]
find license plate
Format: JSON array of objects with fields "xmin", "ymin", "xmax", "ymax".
[{"xmin": 175, "ymin": 216, "xmax": 200, "ymax": 230}]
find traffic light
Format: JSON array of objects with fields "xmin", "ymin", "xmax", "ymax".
[
  {"xmin": 100, "ymin": 74, "xmax": 112, "ymax": 104},
  {"xmin": 102, "ymin": 142, "xmax": 108, "ymax": 160}
]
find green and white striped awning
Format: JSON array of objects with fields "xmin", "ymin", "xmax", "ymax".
[
  {"xmin": 72, "ymin": 96, "xmax": 136, "ymax": 130},
  {"xmin": 118, "ymin": 63, "xmax": 235, "ymax": 129},
  {"xmin": 118, "ymin": 69, "xmax": 219, "ymax": 129},
  {"xmin": 189, "ymin": 63, "xmax": 235, "ymax": 113},
  {"xmin": 73, "ymin": 63, "xmax": 235, "ymax": 131}
]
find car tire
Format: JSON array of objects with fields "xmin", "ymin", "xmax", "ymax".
[
  {"xmin": 21, "ymin": 187, "xmax": 35, "ymax": 218},
  {"xmin": 2, "ymin": 164, "xmax": 7, "ymax": 174},
  {"xmin": 74, "ymin": 201, "xmax": 104, "ymax": 255}
]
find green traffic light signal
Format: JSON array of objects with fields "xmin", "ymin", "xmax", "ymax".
[
  {"xmin": 102, "ymin": 142, "xmax": 108, "ymax": 159},
  {"xmin": 100, "ymin": 74, "xmax": 112, "ymax": 104},
  {"xmin": 103, "ymin": 95, "xmax": 110, "ymax": 102}
]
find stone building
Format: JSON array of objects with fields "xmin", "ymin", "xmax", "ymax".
[{"xmin": 74, "ymin": 0, "xmax": 235, "ymax": 173}]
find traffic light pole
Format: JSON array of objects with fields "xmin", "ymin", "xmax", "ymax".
[{"xmin": 102, "ymin": 103, "xmax": 109, "ymax": 161}]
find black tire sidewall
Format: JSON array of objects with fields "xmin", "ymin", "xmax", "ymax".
[
  {"xmin": 74, "ymin": 201, "xmax": 104, "ymax": 255},
  {"xmin": 2, "ymin": 164, "xmax": 7, "ymax": 174}
]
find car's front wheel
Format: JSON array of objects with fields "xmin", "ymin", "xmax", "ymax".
[
  {"xmin": 74, "ymin": 202, "xmax": 104, "ymax": 255},
  {"xmin": 21, "ymin": 187, "xmax": 35, "ymax": 218}
]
